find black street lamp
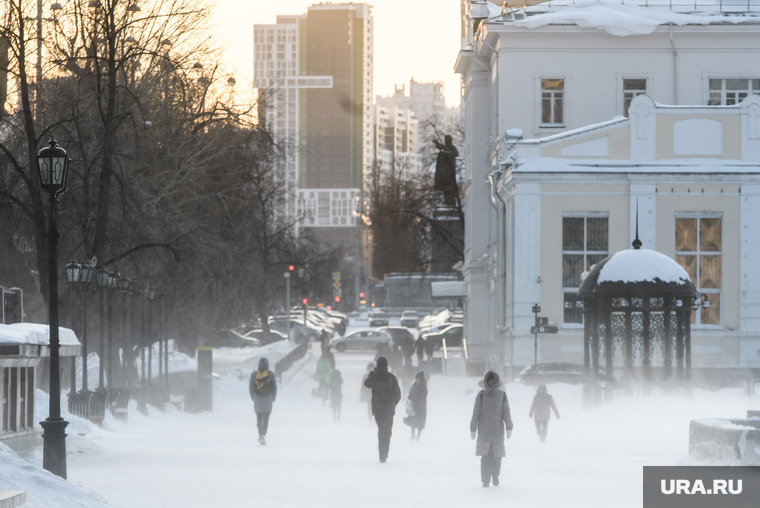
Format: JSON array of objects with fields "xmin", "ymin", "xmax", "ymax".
[
  {"xmin": 118, "ymin": 275, "xmax": 130, "ymax": 386},
  {"xmin": 107, "ymin": 271, "xmax": 118, "ymax": 388},
  {"xmin": 129, "ymin": 278, "xmax": 138, "ymax": 387},
  {"xmin": 65, "ymin": 261, "xmax": 81, "ymax": 395},
  {"xmin": 95, "ymin": 267, "xmax": 109, "ymax": 391},
  {"xmin": 80, "ymin": 262, "xmax": 94, "ymax": 392},
  {"xmin": 37, "ymin": 136, "xmax": 71, "ymax": 479},
  {"xmin": 146, "ymin": 286, "xmax": 156, "ymax": 386}
]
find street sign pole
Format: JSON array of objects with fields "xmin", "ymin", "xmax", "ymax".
[{"xmin": 532, "ymin": 304, "xmax": 540, "ymax": 365}]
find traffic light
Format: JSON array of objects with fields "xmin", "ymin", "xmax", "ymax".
[
  {"xmin": 302, "ymin": 298, "xmax": 308, "ymax": 305},
  {"xmin": 359, "ymin": 292, "xmax": 365, "ymax": 298},
  {"xmin": 288, "ymin": 265, "xmax": 295, "ymax": 271},
  {"xmin": 334, "ymin": 296, "xmax": 340, "ymax": 303}
]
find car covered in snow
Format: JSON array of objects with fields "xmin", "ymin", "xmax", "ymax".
[
  {"xmin": 378, "ymin": 326, "xmax": 414, "ymax": 347},
  {"xmin": 515, "ymin": 362, "xmax": 607, "ymax": 385},
  {"xmin": 329, "ymin": 329, "xmax": 391, "ymax": 352}
]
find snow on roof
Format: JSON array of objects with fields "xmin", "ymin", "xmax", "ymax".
[
  {"xmin": 491, "ymin": 1, "xmax": 760, "ymax": 37},
  {"xmin": 513, "ymin": 157, "xmax": 760, "ymax": 174},
  {"xmin": 516, "ymin": 116, "xmax": 628, "ymax": 145},
  {"xmin": 0, "ymin": 323, "xmax": 80, "ymax": 346},
  {"xmin": 597, "ymin": 249, "xmax": 691, "ymax": 284}
]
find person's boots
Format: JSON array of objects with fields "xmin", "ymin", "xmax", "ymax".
[
  {"xmin": 482, "ymin": 481, "xmax": 489, "ymax": 488},
  {"xmin": 492, "ymin": 476, "xmax": 499, "ymax": 487}
]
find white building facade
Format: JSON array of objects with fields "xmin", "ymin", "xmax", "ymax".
[
  {"xmin": 455, "ymin": 0, "xmax": 760, "ymax": 375},
  {"xmin": 373, "ymin": 105, "xmax": 421, "ymax": 177}
]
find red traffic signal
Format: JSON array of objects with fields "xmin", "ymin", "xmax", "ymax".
[
  {"xmin": 302, "ymin": 298, "xmax": 308, "ymax": 305},
  {"xmin": 289, "ymin": 265, "xmax": 295, "ymax": 271},
  {"xmin": 359, "ymin": 292, "xmax": 365, "ymax": 298},
  {"xmin": 334, "ymin": 296, "xmax": 340, "ymax": 303}
]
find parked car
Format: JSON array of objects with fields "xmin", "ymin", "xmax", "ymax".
[
  {"xmin": 422, "ymin": 324, "xmax": 464, "ymax": 349},
  {"xmin": 243, "ymin": 329, "xmax": 286, "ymax": 346},
  {"xmin": 329, "ymin": 329, "xmax": 391, "ymax": 352},
  {"xmin": 378, "ymin": 326, "xmax": 414, "ymax": 347},
  {"xmin": 268, "ymin": 319, "xmax": 321, "ymax": 342},
  {"xmin": 515, "ymin": 362, "xmax": 607, "ymax": 385},
  {"xmin": 368, "ymin": 311, "xmax": 389, "ymax": 327},
  {"xmin": 312, "ymin": 307, "xmax": 348, "ymax": 335},
  {"xmin": 400, "ymin": 310, "xmax": 420, "ymax": 328}
]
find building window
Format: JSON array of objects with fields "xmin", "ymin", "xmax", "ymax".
[
  {"xmin": 708, "ymin": 79, "xmax": 760, "ymax": 105},
  {"xmin": 562, "ymin": 216, "xmax": 608, "ymax": 324},
  {"xmin": 675, "ymin": 217, "xmax": 721, "ymax": 325},
  {"xmin": 541, "ymin": 79, "xmax": 564, "ymax": 126},
  {"xmin": 623, "ymin": 78, "xmax": 647, "ymax": 116}
]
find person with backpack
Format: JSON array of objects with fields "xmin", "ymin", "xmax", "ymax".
[
  {"xmin": 364, "ymin": 356, "xmax": 401, "ymax": 463},
  {"xmin": 470, "ymin": 371, "xmax": 513, "ymax": 488},
  {"xmin": 249, "ymin": 357, "xmax": 278, "ymax": 445},
  {"xmin": 529, "ymin": 384, "xmax": 560, "ymax": 442}
]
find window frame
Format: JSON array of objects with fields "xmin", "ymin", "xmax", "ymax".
[
  {"xmin": 535, "ymin": 73, "xmax": 570, "ymax": 133},
  {"xmin": 674, "ymin": 214, "xmax": 723, "ymax": 328},
  {"xmin": 561, "ymin": 213, "xmax": 609, "ymax": 328},
  {"xmin": 702, "ymin": 73, "xmax": 760, "ymax": 106}
]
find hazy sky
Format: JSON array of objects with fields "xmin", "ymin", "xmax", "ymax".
[{"xmin": 213, "ymin": 0, "xmax": 462, "ymax": 107}]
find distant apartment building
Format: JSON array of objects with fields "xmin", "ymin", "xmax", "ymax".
[
  {"xmin": 376, "ymin": 78, "xmax": 461, "ymax": 159},
  {"xmin": 373, "ymin": 104, "xmax": 420, "ymax": 176},
  {"xmin": 253, "ymin": 3, "xmax": 373, "ymax": 242}
]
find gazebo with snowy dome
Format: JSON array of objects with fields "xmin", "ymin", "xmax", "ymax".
[{"xmin": 578, "ymin": 232, "xmax": 702, "ymax": 384}]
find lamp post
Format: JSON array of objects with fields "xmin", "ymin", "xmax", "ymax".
[
  {"xmin": 106, "ymin": 271, "xmax": 118, "ymax": 388},
  {"xmin": 36, "ymin": 136, "xmax": 71, "ymax": 479},
  {"xmin": 80, "ymin": 262, "xmax": 94, "ymax": 392},
  {"xmin": 95, "ymin": 267, "xmax": 109, "ymax": 391},
  {"xmin": 65, "ymin": 261, "xmax": 81, "ymax": 395},
  {"xmin": 146, "ymin": 286, "xmax": 156, "ymax": 386},
  {"xmin": 118, "ymin": 275, "xmax": 130, "ymax": 386}
]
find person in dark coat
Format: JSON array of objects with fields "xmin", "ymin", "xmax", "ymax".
[
  {"xmin": 363, "ymin": 356, "xmax": 401, "ymax": 463},
  {"xmin": 529, "ymin": 384, "xmax": 560, "ymax": 442},
  {"xmin": 360, "ymin": 362, "xmax": 375, "ymax": 425},
  {"xmin": 415, "ymin": 336, "xmax": 425, "ymax": 365},
  {"xmin": 404, "ymin": 371, "xmax": 428, "ymax": 440},
  {"xmin": 470, "ymin": 371, "xmax": 513, "ymax": 487},
  {"xmin": 249, "ymin": 357, "xmax": 278, "ymax": 445},
  {"xmin": 330, "ymin": 369, "xmax": 344, "ymax": 422},
  {"xmin": 424, "ymin": 336, "xmax": 435, "ymax": 361}
]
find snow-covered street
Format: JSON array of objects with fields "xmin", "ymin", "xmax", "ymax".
[{"xmin": 13, "ymin": 329, "xmax": 753, "ymax": 508}]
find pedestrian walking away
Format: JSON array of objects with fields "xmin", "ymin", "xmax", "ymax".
[
  {"xmin": 415, "ymin": 336, "xmax": 425, "ymax": 366},
  {"xmin": 470, "ymin": 371, "xmax": 513, "ymax": 488},
  {"xmin": 315, "ymin": 353, "xmax": 334, "ymax": 406},
  {"xmin": 364, "ymin": 356, "xmax": 401, "ymax": 463},
  {"xmin": 360, "ymin": 362, "xmax": 375, "ymax": 426},
  {"xmin": 249, "ymin": 357, "xmax": 278, "ymax": 445},
  {"xmin": 330, "ymin": 369, "xmax": 344, "ymax": 422},
  {"xmin": 529, "ymin": 384, "xmax": 560, "ymax": 443},
  {"xmin": 424, "ymin": 336, "xmax": 435, "ymax": 361},
  {"xmin": 404, "ymin": 371, "xmax": 427, "ymax": 440}
]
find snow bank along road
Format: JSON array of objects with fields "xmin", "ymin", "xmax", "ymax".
[{"xmin": 34, "ymin": 344, "xmax": 758, "ymax": 507}]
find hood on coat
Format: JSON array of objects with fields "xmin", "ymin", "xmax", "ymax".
[
  {"xmin": 537, "ymin": 384, "xmax": 547, "ymax": 394},
  {"xmin": 258, "ymin": 357, "xmax": 269, "ymax": 371},
  {"xmin": 415, "ymin": 371, "xmax": 426, "ymax": 382},
  {"xmin": 376, "ymin": 356, "xmax": 388, "ymax": 370},
  {"xmin": 483, "ymin": 370, "xmax": 501, "ymax": 393}
]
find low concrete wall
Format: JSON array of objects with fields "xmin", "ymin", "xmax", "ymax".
[
  {"xmin": 0, "ymin": 491, "xmax": 27, "ymax": 508},
  {"xmin": 689, "ymin": 418, "xmax": 760, "ymax": 463},
  {"xmin": 0, "ymin": 429, "xmax": 41, "ymax": 454}
]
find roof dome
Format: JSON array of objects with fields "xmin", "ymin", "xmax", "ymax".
[{"xmin": 579, "ymin": 248, "xmax": 696, "ymax": 297}]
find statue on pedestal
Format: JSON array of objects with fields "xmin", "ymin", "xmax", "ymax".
[{"xmin": 434, "ymin": 135, "xmax": 459, "ymax": 206}]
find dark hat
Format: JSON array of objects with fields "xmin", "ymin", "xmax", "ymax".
[
  {"xmin": 376, "ymin": 356, "xmax": 388, "ymax": 369},
  {"xmin": 258, "ymin": 357, "xmax": 269, "ymax": 371}
]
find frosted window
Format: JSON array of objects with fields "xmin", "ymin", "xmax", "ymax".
[
  {"xmin": 676, "ymin": 217, "xmax": 721, "ymax": 325},
  {"xmin": 562, "ymin": 215, "xmax": 608, "ymax": 324}
]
